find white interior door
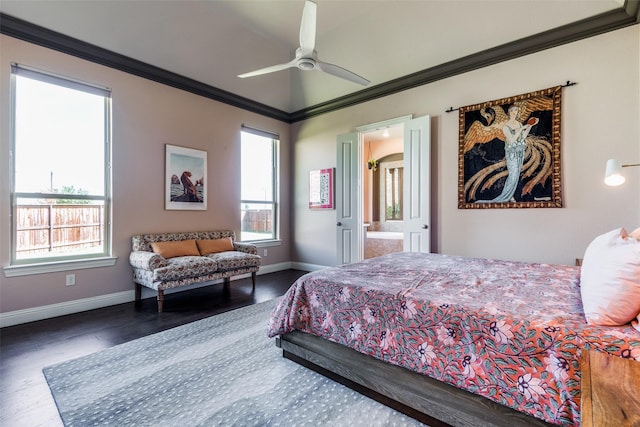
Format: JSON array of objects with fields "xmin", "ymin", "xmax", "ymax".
[
  {"xmin": 336, "ymin": 132, "xmax": 359, "ymax": 264},
  {"xmin": 404, "ymin": 116, "xmax": 431, "ymax": 253}
]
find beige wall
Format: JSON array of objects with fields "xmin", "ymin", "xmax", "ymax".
[
  {"xmin": 0, "ymin": 36, "xmax": 291, "ymax": 315},
  {"xmin": 1, "ymin": 25, "xmax": 639, "ymax": 320},
  {"xmin": 292, "ymin": 25, "xmax": 640, "ymax": 267}
]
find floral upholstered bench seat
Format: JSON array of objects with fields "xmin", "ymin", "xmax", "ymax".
[{"xmin": 129, "ymin": 230, "xmax": 261, "ymax": 312}]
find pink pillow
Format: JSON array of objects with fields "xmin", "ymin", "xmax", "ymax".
[{"xmin": 580, "ymin": 228, "xmax": 640, "ymax": 326}]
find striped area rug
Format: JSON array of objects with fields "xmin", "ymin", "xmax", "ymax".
[{"xmin": 43, "ymin": 298, "xmax": 425, "ymax": 426}]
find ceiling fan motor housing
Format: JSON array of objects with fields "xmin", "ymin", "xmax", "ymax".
[{"xmin": 297, "ymin": 58, "xmax": 316, "ymax": 70}]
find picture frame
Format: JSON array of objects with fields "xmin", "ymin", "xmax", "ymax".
[
  {"xmin": 458, "ymin": 86, "xmax": 563, "ymax": 209},
  {"xmin": 309, "ymin": 168, "xmax": 334, "ymax": 209},
  {"xmin": 165, "ymin": 144, "xmax": 207, "ymax": 210}
]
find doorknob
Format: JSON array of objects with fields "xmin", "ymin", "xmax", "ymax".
[
  {"xmin": 336, "ymin": 222, "xmax": 343, "ymax": 226},
  {"xmin": 422, "ymin": 225, "xmax": 429, "ymax": 229}
]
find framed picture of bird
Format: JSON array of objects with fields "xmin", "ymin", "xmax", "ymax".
[
  {"xmin": 458, "ymin": 86, "xmax": 563, "ymax": 209},
  {"xmin": 165, "ymin": 144, "xmax": 207, "ymax": 210}
]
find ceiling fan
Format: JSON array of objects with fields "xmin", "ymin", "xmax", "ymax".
[{"xmin": 238, "ymin": 0, "xmax": 370, "ymax": 86}]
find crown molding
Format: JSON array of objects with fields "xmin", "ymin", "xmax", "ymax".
[
  {"xmin": 2, "ymin": 1, "xmax": 638, "ymax": 124},
  {"xmin": 0, "ymin": 13, "xmax": 290, "ymax": 123},
  {"xmin": 289, "ymin": 2, "xmax": 639, "ymax": 122}
]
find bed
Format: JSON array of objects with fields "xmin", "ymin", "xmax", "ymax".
[{"xmin": 267, "ymin": 251, "xmax": 640, "ymax": 426}]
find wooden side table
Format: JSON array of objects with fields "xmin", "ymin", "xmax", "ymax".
[{"xmin": 581, "ymin": 349, "xmax": 640, "ymax": 426}]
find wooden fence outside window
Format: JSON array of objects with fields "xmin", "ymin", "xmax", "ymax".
[
  {"xmin": 16, "ymin": 205, "xmax": 270, "ymax": 258},
  {"xmin": 15, "ymin": 204, "xmax": 104, "ymax": 258}
]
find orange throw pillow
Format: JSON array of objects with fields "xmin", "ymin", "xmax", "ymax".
[
  {"xmin": 197, "ymin": 237, "xmax": 234, "ymax": 255},
  {"xmin": 150, "ymin": 239, "xmax": 200, "ymax": 258}
]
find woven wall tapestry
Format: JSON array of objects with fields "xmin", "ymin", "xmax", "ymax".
[{"xmin": 458, "ymin": 86, "xmax": 562, "ymax": 209}]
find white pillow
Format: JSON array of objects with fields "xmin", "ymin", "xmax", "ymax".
[{"xmin": 580, "ymin": 228, "xmax": 640, "ymax": 326}]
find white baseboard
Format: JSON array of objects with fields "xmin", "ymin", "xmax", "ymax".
[
  {"xmin": 258, "ymin": 261, "xmax": 296, "ymax": 274},
  {"xmin": 291, "ymin": 261, "xmax": 327, "ymax": 272},
  {"xmin": 0, "ymin": 290, "xmax": 134, "ymax": 328},
  {"xmin": 1, "ymin": 262, "xmax": 318, "ymax": 328}
]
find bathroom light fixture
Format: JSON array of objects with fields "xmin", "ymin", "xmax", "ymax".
[{"xmin": 604, "ymin": 159, "xmax": 640, "ymax": 186}]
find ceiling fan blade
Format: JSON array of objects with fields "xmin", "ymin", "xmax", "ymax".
[
  {"xmin": 316, "ymin": 61, "xmax": 370, "ymax": 86},
  {"xmin": 238, "ymin": 59, "xmax": 298, "ymax": 78},
  {"xmin": 299, "ymin": 0, "xmax": 317, "ymax": 56}
]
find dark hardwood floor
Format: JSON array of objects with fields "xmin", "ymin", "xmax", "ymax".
[{"xmin": 0, "ymin": 269, "xmax": 306, "ymax": 427}]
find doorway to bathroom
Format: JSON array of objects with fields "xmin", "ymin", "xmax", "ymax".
[
  {"xmin": 336, "ymin": 115, "xmax": 430, "ymax": 265},
  {"xmin": 362, "ymin": 125, "xmax": 405, "ymax": 259}
]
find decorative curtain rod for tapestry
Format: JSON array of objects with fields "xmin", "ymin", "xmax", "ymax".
[{"xmin": 444, "ymin": 81, "xmax": 577, "ymax": 113}]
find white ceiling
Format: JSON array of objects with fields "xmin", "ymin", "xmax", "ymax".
[{"xmin": 0, "ymin": 0, "xmax": 626, "ymax": 114}]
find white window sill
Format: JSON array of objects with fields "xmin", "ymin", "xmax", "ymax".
[
  {"xmin": 242, "ymin": 240, "xmax": 282, "ymax": 248},
  {"xmin": 3, "ymin": 257, "xmax": 118, "ymax": 277}
]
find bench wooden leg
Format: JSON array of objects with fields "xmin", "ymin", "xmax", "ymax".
[
  {"xmin": 135, "ymin": 283, "xmax": 142, "ymax": 302},
  {"xmin": 157, "ymin": 289, "xmax": 164, "ymax": 313},
  {"xmin": 251, "ymin": 272, "xmax": 256, "ymax": 291},
  {"xmin": 223, "ymin": 277, "xmax": 231, "ymax": 293}
]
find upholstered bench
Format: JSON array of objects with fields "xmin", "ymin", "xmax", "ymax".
[{"xmin": 129, "ymin": 230, "xmax": 261, "ymax": 312}]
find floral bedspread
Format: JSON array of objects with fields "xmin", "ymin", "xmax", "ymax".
[{"xmin": 267, "ymin": 252, "xmax": 640, "ymax": 426}]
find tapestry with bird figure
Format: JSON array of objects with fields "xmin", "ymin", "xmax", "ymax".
[{"xmin": 458, "ymin": 86, "xmax": 563, "ymax": 209}]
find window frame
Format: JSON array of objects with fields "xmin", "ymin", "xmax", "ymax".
[
  {"xmin": 7, "ymin": 64, "xmax": 114, "ymax": 271},
  {"xmin": 382, "ymin": 160, "xmax": 404, "ymax": 221},
  {"xmin": 239, "ymin": 125, "xmax": 279, "ymax": 243}
]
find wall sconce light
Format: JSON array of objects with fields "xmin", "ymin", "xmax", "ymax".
[{"xmin": 604, "ymin": 159, "xmax": 640, "ymax": 186}]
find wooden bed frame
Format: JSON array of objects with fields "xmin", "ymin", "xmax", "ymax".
[{"xmin": 277, "ymin": 331, "xmax": 555, "ymax": 427}]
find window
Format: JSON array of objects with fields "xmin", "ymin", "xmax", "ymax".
[
  {"xmin": 240, "ymin": 126, "xmax": 278, "ymax": 242},
  {"xmin": 372, "ymin": 153, "xmax": 404, "ymax": 223},
  {"xmin": 383, "ymin": 161, "xmax": 403, "ymax": 221},
  {"xmin": 10, "ymin": 64, "xmax": 112, "ymax": 266}
]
